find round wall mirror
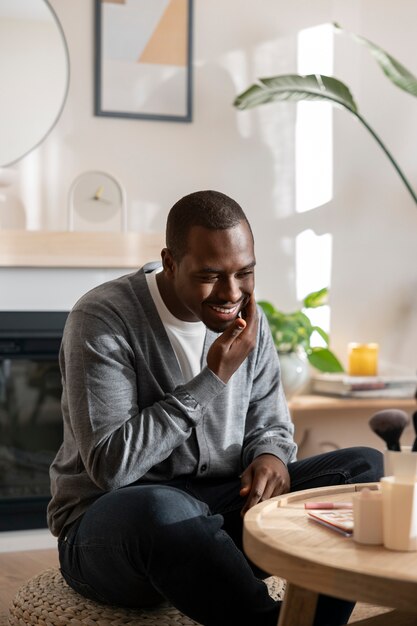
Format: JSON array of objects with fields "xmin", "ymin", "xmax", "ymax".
[{"xmin": 0, "ymin": 0, "xmax": 69, "ymax": 167}]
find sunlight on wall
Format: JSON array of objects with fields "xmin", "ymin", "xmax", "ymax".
[
  {"xmin": 296, "ymin": 23, "xmax": 333, "ymax": 214},
  {"xmin": 44, "ymin": 134, "xmax": 62, "ymax": 228},
  {"xmin": 296, "ymin": 229, "xmax": 332, "ymax": 300},
  {"xmin": 295, "ymin": 24, "xmax": 334, "ymax": 341},
  {"xmin": 296, "ymin": 229, "xmax": 332, "ymax": 345},
  {"xmin": 19, "ymin": 151, "xmax": 42, "ymax": 230},
  {"xmin": 223, "ymin": 48, "xmax": 252, "ymax": 139}
]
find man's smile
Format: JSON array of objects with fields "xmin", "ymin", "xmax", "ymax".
[
  {"xmin": 209, "ymin": 304, "xmax": 239, "ymax": 314},
  {"xmin": 205, "ymin": 300, "xmax": 246, "ymax": 325}
]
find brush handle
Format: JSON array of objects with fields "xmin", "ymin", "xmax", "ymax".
[
  {"xmin": 388, "ymin": 441, "xmax": 401, "ymax": 452},
  {"xmin": 412, "ymin": 411, "xmax": 417, "ymax": 452}
]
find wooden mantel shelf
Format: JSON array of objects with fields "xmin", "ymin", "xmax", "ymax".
[{"xmin": 0, "ymin": 230, "xmax": 165, "ymax": 268}]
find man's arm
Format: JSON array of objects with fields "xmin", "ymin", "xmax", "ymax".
[
  {"xmin": 61, "ymin": 300, "xmax": 259, "ymax": 492},
  {"xmin": 239, "ymin": 307, "xmax": 297, "ymax": 512},
  {"xmin": 61, "ymin": 309, "xmax": 226, "ymax": 491}
]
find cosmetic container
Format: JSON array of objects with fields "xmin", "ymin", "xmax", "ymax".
[
  {"xmin": 384, "ymin": 446, "xmax": 417, "ymax": 480},
  {"xmin": 352, "ymin": 489, "xmax": 383, "ymax": 545},
  {"xmin": 381, "ymin": 476, "xmax": 417, "ymax": 551}
]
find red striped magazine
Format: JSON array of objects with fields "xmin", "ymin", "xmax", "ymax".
[{"xmin": 307, "ymin": 509, "xmax": 354, "ymax": 536}]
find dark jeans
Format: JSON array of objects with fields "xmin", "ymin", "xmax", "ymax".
[{"xmin": 58, "ymin": 447, "xmax": 383, "ymax": 626}]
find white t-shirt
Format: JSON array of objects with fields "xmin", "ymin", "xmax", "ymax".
[{"xmin": 146, "ymin": 269, "xmax": 206, "ymax": 383}]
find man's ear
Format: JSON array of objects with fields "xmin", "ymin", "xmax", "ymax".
[{"xmin": 161, "ymin": 248, "xmax": 176, "ymax": 277}]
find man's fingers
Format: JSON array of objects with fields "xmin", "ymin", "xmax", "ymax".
[
  {"xmin": 240, "ymin": 455, "xmax": 291, "ymax": 516},
  {"xmin": 260, "ymin": 480, "xmax": 279, "ymax": 502},
  {"xmin": 239, "ymin": 466, "xmax": 252, "ymax": 496},
  {"xmin": 206, "ymin": 310, "xmax": 254, "ymax": 383},
  {"xmin": 241, "ymin": 477, "xmax": 269, "ymax": 516},
  {"xmin": 241, "ymin": 293, "xmax": 257, "ymax": 322},
  {"xmin": 218, "ymin": 318, "xmax": 246, "ymax": 344},
  {"xmin": 239, "ymin": 485, "xmax": 251, "ymax": 496},
  {"xmin": 231, "ymin": 318, "xmax": 246, "ymax": 337}
]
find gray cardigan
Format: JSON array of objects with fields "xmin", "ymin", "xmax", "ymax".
[{"xmin": 47, "ymin": 265, "xmax": 297, "ymax": 536}]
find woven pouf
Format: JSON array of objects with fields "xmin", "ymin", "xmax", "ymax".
[{"xmin": 8, "ymin": 568, "xmax": 285, "ymax": 626}]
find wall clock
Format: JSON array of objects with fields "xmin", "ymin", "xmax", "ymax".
[{"xmin": 68, "ymin": 171, "xmax": 127, "ymax": 232}]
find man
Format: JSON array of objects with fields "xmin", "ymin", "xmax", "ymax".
[{"xmin": 48, "ymin": 190, "xmax": 382, "ymax": 626}]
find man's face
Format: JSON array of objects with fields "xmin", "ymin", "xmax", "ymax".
[{"xmin": 162, "ymin": 221, "xmax": 256, "ymax": 332}]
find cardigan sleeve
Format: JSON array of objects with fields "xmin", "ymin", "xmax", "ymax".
[
  {"xmin": 60, "ymin": 309, "xmax": 225, "ymax": 491},
  {"xmin": 241, "ymin": 308, "xmax": 297, "ymax": 468}
]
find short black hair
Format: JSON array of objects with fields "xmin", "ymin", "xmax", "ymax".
[{"xmin": 166, "ymin": 190, "xmax": 252, "ymax": 260}]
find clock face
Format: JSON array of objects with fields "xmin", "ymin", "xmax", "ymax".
[{"xmin": 69, "ymin": 171, "xmax": 125, "ymax": 231}]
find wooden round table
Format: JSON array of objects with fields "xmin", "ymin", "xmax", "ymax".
[{"xmin": 243, "ymin": 483, "xmax": 417, "ymax": 626}]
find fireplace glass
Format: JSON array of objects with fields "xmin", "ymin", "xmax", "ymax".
[{"xmin": 0, "ymin": 312, "xmax": 68, "ymax": 531}]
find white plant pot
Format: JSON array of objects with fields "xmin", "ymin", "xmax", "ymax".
[{"xmin": 278, "ymin": 351, "xmax": 310, "ymax": 399}]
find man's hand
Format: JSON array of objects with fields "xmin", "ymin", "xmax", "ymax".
[
  {"xmin": 206, "ymin": 294, "xmax": 258, "ymax": 384},
  {"xmin": 239, "ymin": 454, "xmax": 290, "ymax": 516}
]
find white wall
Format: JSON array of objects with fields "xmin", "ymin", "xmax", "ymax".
[
  {"xmin": 2, "ymin": 0, "xmax": 417, "ymax": 373},
  {"xmin": 0, "ymin": 16, "xmax": 67, "ymax": 167}
]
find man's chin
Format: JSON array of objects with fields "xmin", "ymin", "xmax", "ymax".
[
  {"xmin": 204, "ymin": 318, "xmax": 236, "ymax": 334},
  {"xmin": 202, "ymin": 301, "xmax": 246, "ymax": 333}
]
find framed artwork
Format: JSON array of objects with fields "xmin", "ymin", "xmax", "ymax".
[{"xmin": 94, "ymin": 0, "xmax": 193, "ymax": 123}]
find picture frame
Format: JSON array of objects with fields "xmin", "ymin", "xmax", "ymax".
[{"xmin": 94, "ymin": 0, "xmax": 193, "ymax": 123}]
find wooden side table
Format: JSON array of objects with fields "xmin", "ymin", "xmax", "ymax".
[
  {"xmin": 288, "ymin": 395, "xmax": 416, "ymax": 459},
  {"xmin": 244, "ymin": 483, "xmax": 417, "ymax": 626}
]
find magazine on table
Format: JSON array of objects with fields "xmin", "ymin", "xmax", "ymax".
[
  {"xmin": 307, "ymin": 509, "xmax": 354, "ymax": 536},
  {"xmin": 312, "ymin": 373, "xmax": 417, "ymax": 398}
]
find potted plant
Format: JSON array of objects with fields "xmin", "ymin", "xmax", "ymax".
[{"xmin": 259, "ymin": 287, "xmax": 344, "ymax": 397}]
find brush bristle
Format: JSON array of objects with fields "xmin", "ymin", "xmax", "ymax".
[
  {"xmin": 369, "ymin": 409, "xmax": 409, "ymax": 451},
  {"xmin": 369, "ymin": 409, "xmax": 409, "ymax": 432}
]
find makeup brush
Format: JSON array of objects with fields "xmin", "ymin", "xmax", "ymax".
[
  {"xmin": 411, "ymin": 411, "xmax": 417, "ymax": 452},
  {"xmin": 411, "ymin": 384, "xmax": 417, "ymax": 452},
  {"xmin": 369, "ymin": 409, "xmax": 409, "ymax": 451}
]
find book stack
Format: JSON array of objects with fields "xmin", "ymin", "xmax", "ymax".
[{"xmin": 312, "ymin": 373, "xmax": 417, "ymax": 399}]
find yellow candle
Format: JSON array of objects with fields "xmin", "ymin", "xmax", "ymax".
[{"xmin": 348, "ymin": 343, "xmax": 379, "ymax": 376}]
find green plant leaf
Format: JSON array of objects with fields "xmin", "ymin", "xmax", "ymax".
[
  {"xmin": 311, "ymin": 326, "xmax": 329, "ymax": 346},
  {"xmin": 257, "ymin": 300, "xmax": 276, "ymax": 317},
  {"xmin": 234, "ymin": 74, "xmax": 358, "ymax": 113},
  {"xmin": 258, "ymin": 296, "xmax": 344, "ymax": 368},
  {"xmin": 234, "ymin": 69, "xmax": 417, "ymax": 206},
  {"xmin": 334, "ymin": 23, "xmax": 417, "ymax": 98},
  {"xmin": 291, "ymin": 310, "xmax": 312, "ymax": 326},
  {"xmin": 307, "ymin": 347, "xmax": 345, "ymax": 373},
  {"xmin": 303, "ymin": 287, "xmax": 328, "ymax": 309},
  {"xmin": 232, "ymin": 84, "xmax": 277, "ymax": 110}
]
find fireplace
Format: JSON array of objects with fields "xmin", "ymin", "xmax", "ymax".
[{"xmin": 0, "ymin": 311, "xmax": 68, "ymax": 531}]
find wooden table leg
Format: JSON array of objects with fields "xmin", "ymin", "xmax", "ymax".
[
  {"xmin": 277, "ymin": 582, "xmax": 318, "ymax": 626},
  {"xmin": 351, "ymin": 610, "xmax": 417, "ymax": 626}
]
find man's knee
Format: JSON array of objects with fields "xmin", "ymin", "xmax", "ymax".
[
  {"xmin": 343, "ymin": 446, "xmax": 383, "ymax": 483},
  {"xmin": 124, "ymin": 485, "xmax": 209, "ymax": 529},
  {"xmin": 125, "ymin": 486, "xmax": 224, "ymax": 559},
  {"xmin": 84, "ymin": 484, "xmax": 210, "ymax": 544}
]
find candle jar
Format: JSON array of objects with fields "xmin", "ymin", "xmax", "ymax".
[{"xmin": 348, "ymin": 342, "xmax": 379, "ymax": 376}]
